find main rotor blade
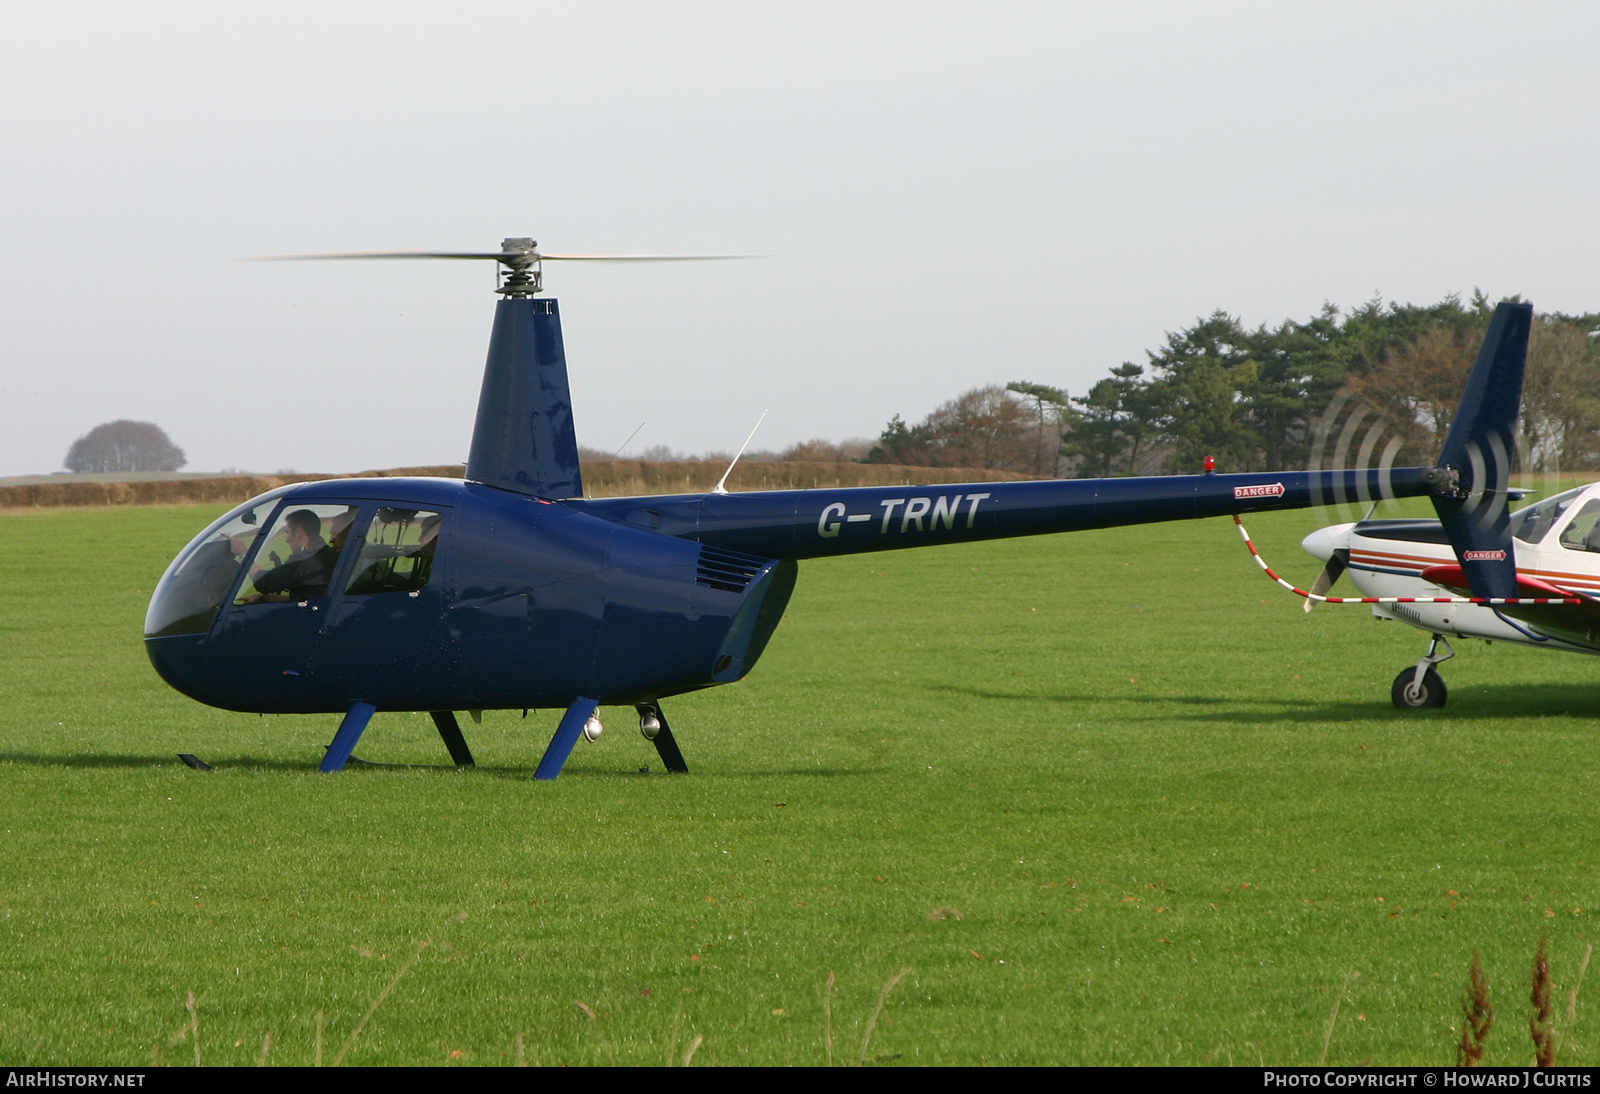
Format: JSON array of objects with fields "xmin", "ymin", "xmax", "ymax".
[
  {"xmin": 247, "ymin": 250, "xmax": 760, "ymax": 262},
  {"xmin": 540, "ymin": 253, "xmax": 760, "ymax": 262},
  {"xmin": 246, "ymin": 251, "xmax": 515, "ymax": 261}
]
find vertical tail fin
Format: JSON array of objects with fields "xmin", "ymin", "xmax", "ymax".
[
  {"xmin": 1429, "ymin": 301, "xmax": 1533, "ymax": 598},
  {"xmin": 465, "ymin": 298, "xmax": 585, "ymax": 499}
]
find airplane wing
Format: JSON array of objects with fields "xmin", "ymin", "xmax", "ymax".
[{"xmin": 1419, "ymin": 563, "xmax": 1600, "ymax": 647}]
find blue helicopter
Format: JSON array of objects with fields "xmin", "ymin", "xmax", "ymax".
[{"xmin": 143, "ymin": 240, "xmax": 1525, "ymax": 779}]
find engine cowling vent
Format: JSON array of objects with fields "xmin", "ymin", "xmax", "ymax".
[{"xmin": 697, "ymin": 545, "xmax": 771, "ymax": 593}]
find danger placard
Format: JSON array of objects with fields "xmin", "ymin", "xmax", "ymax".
[
  {"xmin": 1463, "ymin": 549, "xmax": 1507, "ymax": 561},
  {"xmin": 1233, "ymin": 483, "xmax": 1285, "ymax": 499}
]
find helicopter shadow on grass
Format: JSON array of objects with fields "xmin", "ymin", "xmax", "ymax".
[
  {"xmin": 0, "ymin": 751, "xmax": 489, "ymax": 774},
  {"xmin": 927, "ymin": 682, "xmax": 1600, "ymax": 724},
  {"xmin": 0, "ymin": 752, "xmax": 311, "ymax": 772},
  {"xmin": 0, "ymin": 751, "xmax": 878, "ymax": 780}
]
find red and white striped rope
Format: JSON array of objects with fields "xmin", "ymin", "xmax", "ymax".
[{"xmin": 1231, "ymin": 515, "xmax": 1582, "ymax": 606}]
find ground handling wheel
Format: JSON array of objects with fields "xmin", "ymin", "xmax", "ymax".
[{"xmin": 1391, "ymin": 667, "xmax": 1448, "ymax": 709}]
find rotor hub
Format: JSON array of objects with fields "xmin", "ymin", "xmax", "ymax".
[{"xmin": 496, "ymin": 238, "xmax": 542, "ymax": 297}]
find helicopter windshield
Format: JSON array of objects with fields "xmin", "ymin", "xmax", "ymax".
[{"xmin": 144, "ymin": 492, "xmax": 290, "ymax": 637}]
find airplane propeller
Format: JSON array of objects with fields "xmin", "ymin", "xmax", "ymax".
[
  {"xmin": 1302, "ymin": 548, "xmax": 1349, "ymax": 612},
  {"xmin": 249, "ymin": 238, "xmax": 760, "ymax": 296}
]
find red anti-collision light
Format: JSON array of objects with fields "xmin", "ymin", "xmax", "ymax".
[{"xmin": 1204, "ymin": 456, "xmax": 1216, "ymax": 472}]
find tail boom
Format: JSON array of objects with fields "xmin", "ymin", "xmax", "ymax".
[{"xmin": 572, "ymin": 466, "xmax": 1450, "ymax": 560}]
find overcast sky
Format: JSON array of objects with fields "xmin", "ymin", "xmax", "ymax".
[{"xmin": 2, "ymin": 3, "xmax": 1596, "ymax": 475}]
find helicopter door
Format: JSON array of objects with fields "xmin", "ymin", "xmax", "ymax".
[
  {"xmin": 205, "ymin": 502, "xmax": 363, "ymax": 708},
  {"xmin": 315, "ymin": 505, "xmax": 464, "ymax": 710}
]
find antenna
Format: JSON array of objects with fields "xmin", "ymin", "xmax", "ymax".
[
  {"xmin": 614, "ymin": 422, "xmax": 645, "ymax": 458},
  {"xmin": 712, "ymin": 409, "xmax": 769, "ymax": 495}
]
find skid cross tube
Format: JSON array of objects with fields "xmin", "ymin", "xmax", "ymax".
[
  {"xmin": 637, "ymin": 702, "xmax": 689, "ymax": 773},
  {"xmin": 430, "ymin": 711, "xmax": 475, "ymax": 766},
  {"xmin": 320, "ymin": 702, "xmax": 377, "ymax": 773},
  {"xmin": 535, "ymin": 697, "xmax": 599, "ymax": 781}
]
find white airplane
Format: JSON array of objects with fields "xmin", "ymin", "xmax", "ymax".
[
  {"xmin": 1300, "ymin": 483, "xmax": 1600, "ymax": 709},
  {"xmin": 1220, "ymin": 299, "xmax": 1600, "ymax": 711}
]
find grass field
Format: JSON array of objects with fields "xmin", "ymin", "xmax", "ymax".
[{"xmin": 2, "ymin": 500, "xmax": 1599, "ymax": 1066}]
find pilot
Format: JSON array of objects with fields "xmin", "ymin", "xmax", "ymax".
[{"xmin": 250, "ymin": 509, "xmax": 340, "ymax": 599}]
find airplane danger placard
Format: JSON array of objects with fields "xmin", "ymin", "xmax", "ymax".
[
  {"xmin": 1463, "ymin": 549, "xmax": 1507, "ymax": 561},
  {"xmin": 1233, "ymin": 483, "xmax": 1285, "ymax": 499}
]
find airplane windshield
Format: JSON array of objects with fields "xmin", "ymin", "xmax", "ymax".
[
  {"xmin": 1558, "ymin": 498, "xmax": 1600, "ymax": 553},
  {"xmin": 144, "ymin": 493, "xmax": 289, "ymax": 637},
  {"xmin": 1510, "ymin": 487, "xmax": 1587, "ymax": 545}
]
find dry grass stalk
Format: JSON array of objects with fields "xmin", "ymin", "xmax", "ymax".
[
  {"xmin": 824, "ymin": 970, "xmax": 835, "ymax": 1067},
  {"xmin": 573, "ymin": 999, "xmax": 616, "ymax": 1065},
  {"xmin": 1568, "ymin": 943, "xmax": 1592, "ymax": 1027},
  {"xmin": 514, "ymin": 1031, "xmax": 526, "ymax": 1067},
  {"xmin": 314, "ymin": 1011, "xmax": 324, "ymax": 1067},
  {"xmin": 258, "ymin": 1031, "xmax": 272, "ymax": 1067},
  {"xmin": 331, "ymin": 946, "xmax": 423, "ymax": 1066},
  {"xmin": 331, "ymin": 909, "xmax": 468, "ymax": 1067},
  {"xmin": 682, "ymin": 1033, "xmax": 704, "ymax": 1066},
  {"xmin": 1458, "ymin": 951, "xmax": 1493, "ymax": 1066},
  {"xmin": 151, "ymin": 990, "xmax": 201, "ymax": 1067},
  {"xmin": 1532, "ymin": 932, "xmax": 1556, "ymax": 1067},
  {"xmin": 1319, "ymin": 970, "xmax": 1357, "ymax": 1066},
  {"xmin": 667, "ymin": 1002, "xmax": 684, "ymax": 1067},
  {"xmin": 857, "ymin": 967, "xmax": 911, "ymax": 1066},
  {"xmin": 184, "ymin": 991, "xmax": 199, "ymax": 1067}
]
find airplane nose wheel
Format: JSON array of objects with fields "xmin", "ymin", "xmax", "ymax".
[
  {"xmin": 1391, "ymin": 634, "xmax": 1453, "ymax": 709},
  {"xmin": 1392, "ymin": 667, "xmax": 1447, "ymax": 709}
]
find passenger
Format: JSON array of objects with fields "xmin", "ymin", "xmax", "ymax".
[
  {"xmin": 327, "ymin": 509, "xmax": 359, "ymax": 551},
  {"xmin": 409, "ymin": 513, "xmax": 442, "ymax": 584},
  {"xmin": 416, "ymin": 514, "xmax": 442, "ymax": 553},
  {"xmin": 250, "ymin": 509, "xmax": 340, "ymax": 599}
]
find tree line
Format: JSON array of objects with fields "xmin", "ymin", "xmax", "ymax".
[
  {"xmin": 862, "ymin": 293, "xmax": 1600, "ymax": 477},
  {"xmin": 64, "ymin": 420, "xmax": 186, "ymax": 473}
]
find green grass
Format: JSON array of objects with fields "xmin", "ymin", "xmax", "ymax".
[{"xmin": 2, "ymin": 501, "xmax": 1599, "ymax": 1066}]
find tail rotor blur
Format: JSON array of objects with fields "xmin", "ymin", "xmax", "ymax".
[{"xmin": 1306, "ymin": 392, "xmax": 1417, "ymax": 529}]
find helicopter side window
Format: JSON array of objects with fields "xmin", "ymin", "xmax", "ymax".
[
  {"xmin": 144, "ymin": 498, "xmax": 281, "ymax": 637},
  {"xmin": 344, "ymin": 508, "xmax": 443, "ymax": 596},
  {"xmin": 233, "ymin": 504, "xmax": 360, "ymax": 604},
  {"xmin": 1558, "ymin": 499, "xmax": 1600, "ymax": 553},
  {"xmin": 1511, "ymin": 488, "xmax": 1586, "ymax": 545}
]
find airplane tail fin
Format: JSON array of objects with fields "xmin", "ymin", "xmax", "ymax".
[{"xmin": 1429, "ymin": 301, "xmax": 1533, "ymax": 599}]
